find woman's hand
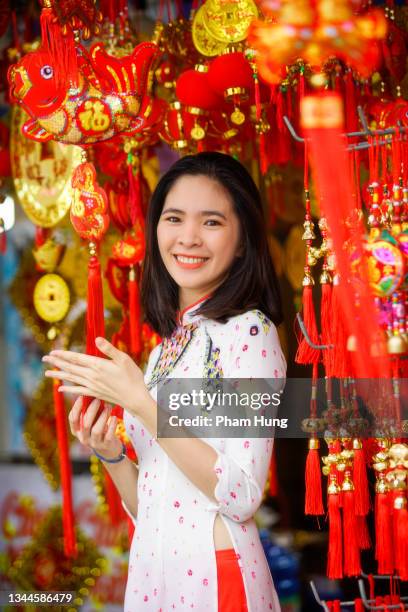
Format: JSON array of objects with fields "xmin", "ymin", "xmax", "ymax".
[
  {"xmin": 69, "ymin": 396, "xmax": 123, "ymax": 459},
  {"xmin": 42, "ymin": 337, "xmax": 151, "ymax": 417}
]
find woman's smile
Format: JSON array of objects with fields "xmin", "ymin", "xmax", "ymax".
[{"xmin": 173, "ymin": 253, "xmax": 210, "ymax": 269}]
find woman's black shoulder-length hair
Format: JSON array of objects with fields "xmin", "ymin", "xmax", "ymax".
[{"xmin": 141, "ymin": 151, "xmax": 283, "ymax": 338}]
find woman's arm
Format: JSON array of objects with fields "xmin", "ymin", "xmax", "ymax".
[{"xmin": 103, "ymin": 456, "xmax": 139, "ymax": 523}]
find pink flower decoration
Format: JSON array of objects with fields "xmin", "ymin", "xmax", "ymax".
[
  {"xmin": 203, "ymin": 579, "xmax": 208, "ymax": 586},
  {"xmin": 144, "ymin": 595, "xmax": 148, "ymax": 602},
  {"xmin": 179, "ymin": 516, "xmax": 184, "ymax": 523},
  {"xmin": 262, "ymin": 349, "xmax": 267, "ymax": 357},
  {"xmin": 187, "ymin": 569, "xmax": 193, "ymax": 576},
  {"xmin": 230, "ymin": 491, "xmax": 237, "ymax": 498},
  {"xmin": 174, "ymin": 500, "xmax": 180, "ymax": 508},
  {"xmin": 244, "ymin": 441, "xmax": 250, "ymax": 448},
  {"xmin": 242, "ymin": 344, "xmax": 248, "ymax": 351}
]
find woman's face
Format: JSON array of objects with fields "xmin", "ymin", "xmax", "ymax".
[{"xmin": 157, "ymin": 174, "xmax": 242, "ymax": 307}]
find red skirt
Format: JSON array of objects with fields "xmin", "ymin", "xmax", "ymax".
[{"xmin": 216, "ymin": 548, "xmax": 248, "ymax": 612}]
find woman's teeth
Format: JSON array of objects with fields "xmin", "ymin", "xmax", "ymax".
[{"xmin": 175, "ymin": 255, "xmax": 208, "ymax": 263}]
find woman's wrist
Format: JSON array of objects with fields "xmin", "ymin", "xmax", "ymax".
[{"xmin": 92, "ymin": 441, "xmax": 127, "ymax": 463}]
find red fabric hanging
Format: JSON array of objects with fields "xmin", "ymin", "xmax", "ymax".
[{"xmin": 53, "ymin": 380, "xmax": 77, "ymax": 558}]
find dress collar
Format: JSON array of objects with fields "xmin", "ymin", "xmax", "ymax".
[{"xmin": 176, "ymin": 293, "xmax": 213, "ymax": 327}]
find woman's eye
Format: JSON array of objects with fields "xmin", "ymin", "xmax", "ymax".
[
  {"xmin": 205, "ymin": 219, "xmax": 221, "ymax": 226},
  {"xmin": 164, "ymin": 216, "xmax": 180, "ymax": 223}
]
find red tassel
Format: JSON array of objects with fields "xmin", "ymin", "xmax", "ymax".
[
  {"xmin": 320, "ymin": 281, "xmax": 333, "ymax": 376},
  {"xmin": 342, "ymin": 485, "xmax": 361, "ymax": 576},
  {"xmin": 375, "ymin": 489, "xmax": 394, "ymax": 575},
  {"xmin": 356, "ymin": 515, "xmax": 371, "ymax": 550},
  {"xmin": 128, "ymin": 163, "xmax": 144, "ymax": 228},
  {"xmin": 345, "ymin": 71, "xmax": 358, "ymax": 133},
  {"xmin": 40, "ymin": 8, "xmax": 78, "ymax": 87},
  {"xmin": 86, "ymin": 256, "xmax": 105, "ymax": 356},
  {"xmin": 395, "ymin": 500, "xmax": 408, "ymax": 580},
  {"xmin": 104, "ymin": 470, "xmax": 125, "ymax": 526},
  {"xmin": 353, "ymin": 443, "xmax": 371, "ymax": 516},
  {"xmin": 331, "ymin": 280, "xmax": 348, "ymax": 377},
  {"xmin": 305, "ymin": 439, "xmax": 324, "ymax": 515},
  {"xmin": 53, "ymin": 379, "xmax": 77, "ymax": 558},
  {"xmin": 295, "ymin": 285, "xmax": 320, "ymax": 365},
  {"xmin": 81, "ymin": 255, "xmax": 106, "ymax": 423},
  {"xmin": 0, "ymin": 229, "xmax": 6, "ymax": 254},
  {"xmin": 327, "ymin": 478, "xmax": 343, "ymax": 579},
  {"xmin": 128, "ymin": 267, "xmax": 142, "ymax": 357},
  {"xmin": 354, "ymin": 599, "xmax": 364, "ymax": 612}
]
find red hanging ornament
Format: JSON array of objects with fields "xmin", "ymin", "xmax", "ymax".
[
  {"xmin": 70, "ymin": 159, "xmax": 110, "ymax": 421},
  {"xmin": 53, "ymin": 379, "xmax": 77, "ymax": 558}
]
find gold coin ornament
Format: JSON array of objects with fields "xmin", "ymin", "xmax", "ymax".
[
  {"xmin": 10, "ymin": 105, "xmax": 81, "ymax": 228},
  {"xmin": 192, "ymin": 5, "xmax": 228, "ymax": 56},
  {"xmin": 231, "ymin": 109, "xmax": 246, "ymax": 125},
  {"xmin": 202, "ymin": 0, "xmax": 259, "ymax": 44},
  {"xmin": 33, "ymin": 274, "xmax": 70, "ymax": 323},
  {"xmin": 191, "ymin": 125, "xmax": 206, "ymax": 140}
]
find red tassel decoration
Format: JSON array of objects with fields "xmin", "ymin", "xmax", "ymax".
[
  {"xmin": 40, "ymin": 7, "xmax": 78, "ymax": 87},
  {"xmin": 86, "ymin": 253, "xmax": 105, "ymax": 357},
  {"xmin": 353, "ymin": 439, "xmax": 371, "ymax": 516},
  {"xmin": 128, "ymin": 162, "xmax": 144, "ymax": 228},
  {"xmin": 330, "ymin": 276, "xmax": 348, "ymax": 378},
  {"xmin": 53, "ymin": 379, "xmax": 77, "ymax": 558},
  {"xmin": 128, "ymin": 265, "xmax": 142, "ymax": 358},
  {"xmin": 305, "ymin": 437, "xmax": 324, "ymax": 515},
  {"xmin": 342, "ymin": 471, "xmax": 361, "ymax": 576},
  {"xmin": 375, "ymin": 475, "xmax": 394, "ymax": 575},
  {"xmin": 80, "ymin": 250, "xmax": 106, "ymax": 425},
  {"xmin": 356, "ymin": 515, "xmax": 371, "ymax": 550},
  {"xmin": 296, "ymin": 285, "xmax": 321, "ymax": 364},
  {"xmin": 296, "ymin": 148, "xmax": 320, "ymax": 366},
  {"xmin": 0, "ymin": 226, "xmax": 6, "ymax": 254},
  {"xmin": 104, "ymin": 470, "xmax": 125, "ymax": 526},
  {"xmin": 327, "ymin": 474, "xmax": 343, "ymax": 579},
  {"xmin": 394, "ymin": 496, "xmax": 408, "ymax": 581},
  {"xmin": 320, "ymin": 278, "xmax": 333, "ymax": 376}
]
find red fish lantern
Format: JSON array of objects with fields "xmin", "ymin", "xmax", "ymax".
[{"xmin": 8, "ymin": 41, "xmax": 159, "ymax": 144}]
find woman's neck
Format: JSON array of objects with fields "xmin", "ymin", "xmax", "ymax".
[{"xmin": 178, "ymin": 291, "xmax": 213, "ymax": 313}]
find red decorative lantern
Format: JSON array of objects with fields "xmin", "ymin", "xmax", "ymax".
[
  {"xmin": 207, "ymin": 52, "xmax": 254, "ymax": 125},
  {"xmin": 176, "ymin": 65, "xmax": 223, "ymax": 111}
]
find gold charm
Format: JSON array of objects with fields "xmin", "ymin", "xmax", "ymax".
[
  {"xmin": 33, "ymin": 274, "xmax": 70, "ymax": 323},
  {"xmin": 191, "ymin": 125, "xmax": 205, "ymax": 140},
  {"xmin": 192, "ymin": 5, "xmax": 228, "ymax": 56},
  {"xmin": 230, "ymin": 109, "xmax": 246, "ymax": 125},
  {"xmin": 10, "ymin": 106, "xmax": 81, "ymax": 227},
  {"xmin": 202, "ymin": 0, "xmax": 259, "ymax": 44}
]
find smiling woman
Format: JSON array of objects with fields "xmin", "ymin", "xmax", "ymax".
[
  {"xmin": 157, "ymin": 174, "xmax": 243, "ymax": 309},
  {"xmin": 43, "ymin": 152, "xmax": 286, "ymax": 612}
]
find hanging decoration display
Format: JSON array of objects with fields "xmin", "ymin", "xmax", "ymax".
[{"xmin": 3, "ymin": 0, "xmax": 408, "ymax": 603}]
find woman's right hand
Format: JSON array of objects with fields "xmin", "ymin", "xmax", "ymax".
[{"xmin": 68, "ymin": 396, "xmax": 123, "ymax": 460}]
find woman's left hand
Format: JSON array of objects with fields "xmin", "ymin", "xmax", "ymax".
[{"xmin": 42, "ymin": 337, "xmax": 151, "ymax": 417}]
